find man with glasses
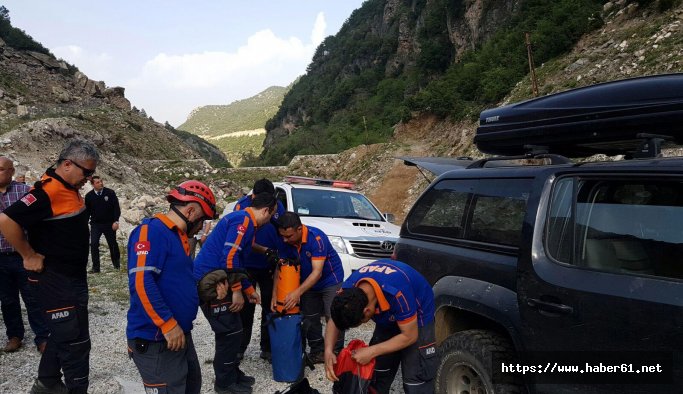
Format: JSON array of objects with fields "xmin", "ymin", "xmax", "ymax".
[{"xmin": 0, "ymin": 139, "xmax": 99, "ymax": 394}]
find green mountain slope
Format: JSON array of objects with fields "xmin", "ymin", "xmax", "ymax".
[
  {"xmin": 178, "ymin": 85, "xmax": 289, "ymax": 137},
  {"xmin": 258, "ymin": 0, "xmax": 611, "ymax": 165}
]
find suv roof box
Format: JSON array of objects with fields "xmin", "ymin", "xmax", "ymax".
[{"xmin": 475, "ymin": 73, "xmax": 683, "ymax": 158}]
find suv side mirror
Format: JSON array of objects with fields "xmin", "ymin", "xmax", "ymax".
[{"xmin": 383, "ymin": 213, "xmax": 396, "ymax": 223}]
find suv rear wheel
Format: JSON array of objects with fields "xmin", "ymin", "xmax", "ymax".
[{"xmin": 436, "ymin": 329, "xmax": 524, "ymax": 394}]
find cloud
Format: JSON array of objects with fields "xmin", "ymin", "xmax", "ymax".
[
  {"xmin": 125, "ymin": 13, "xmax": 329, "ymax": 125},
  {"xmin": 52, "ymin": 45, "xmax": 114, "ymax": 81}
]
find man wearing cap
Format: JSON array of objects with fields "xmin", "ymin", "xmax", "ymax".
[
  {"xmin": 126, "ymin": 180, "xmax": 219, "ymax": 394},
  {"xmin": 0, "ymin": 139, "xmax": 99, "ymax": 394}
]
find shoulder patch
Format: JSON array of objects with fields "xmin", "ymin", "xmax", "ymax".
[
  {"xmin": 21, "ymin": 194, "xmax": 37, "ymax": 206},
  {"xmin": 135, "ymin": 241, "xmax": 151, "ymax": 255},
  {"xmin": 237, "ymin": 224, "xmax": 246, "ymax": 234}
]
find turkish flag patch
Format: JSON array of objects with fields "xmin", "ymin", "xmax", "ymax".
[
  {"xmin": 135, "ymin": 241, "xmax": 150, "ymax": 256},
  {"xmin": 237, "ymin": 225, "xmax": 246, "ymax": 233},
  {"xmin": 21, "ymin": 194, "xmax": 37, "ymax": 206}
]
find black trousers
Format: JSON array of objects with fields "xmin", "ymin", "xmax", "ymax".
[
  {"xmin": 35, "ymin": 270, "xmax": 90, "ymax": 394},
  {"xmin": 0, "ymin": 253, "xmax": 49, "ymax": 345},
  {"xmin": 90, "ymin": 223, "xmax": 120, "ymax": 271},
  {"xmin": 300, "ymin": 283, "xmax": 344, "ymax": 355},
  {"xmin": 128, "ymin": 334, "xmax": 201, "ymax": 394},
  {"xmin": 201, "ymin": 300, "xmax": 243, "ymax": 388},
  {"xmin": 239, "ymin": 268, "xmax": 274, "ymax": 354},
  {"xmin": 370, "ymin": 322, "xmax": 438, "ymax": 394}
]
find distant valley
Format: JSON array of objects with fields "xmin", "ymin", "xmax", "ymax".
[{"xmin": 178, "ymin": 85, "xmax": 290, "ymax": 166}]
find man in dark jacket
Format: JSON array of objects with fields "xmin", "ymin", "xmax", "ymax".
[
  {"xmin": 0, "ymin": 139, "xmax": 100, "ymax": 394},
  {"xmin": 85, "ymin": 176, "xmax": 121, "ymax": 272}
]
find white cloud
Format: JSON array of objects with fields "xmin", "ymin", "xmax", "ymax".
[
  {"xmin": 125, "ymin": 13, "xmax": 329, "ymax": 126},
  {"xmin": 52, "ymin": 45, "xmax": 114, "ymax": 82}
]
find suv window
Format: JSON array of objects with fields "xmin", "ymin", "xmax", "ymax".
[
  {"xmin": 406, "ymin": 178, "xmax": 531, "ymax": 247},
  {"xmin": 275, "ymin": 187, "xmax": 288, "ymax": 210},
  {"xmin": 546, "ymin": 177, "xmax": 683, "ymax": 280}
]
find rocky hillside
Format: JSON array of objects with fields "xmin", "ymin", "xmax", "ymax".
[
  {"xmin": 280, "ymin": 0, "xmax": 683, "ymax": 223},
  {"xmin": 260, "ymin": 0, "xmax": 606, "ymax": 165}
]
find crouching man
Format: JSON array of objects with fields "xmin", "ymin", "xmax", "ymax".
[
  {"xmin": 126, "ymin": 181, "xmax": 218, "ymax": 394},
  {"xmin": 194, "ymin": 192, "xmax": 277, "ymax": 394},
  {"xmin": 324, "ymin": 259, "xmax": 438, "ymax": 394}
]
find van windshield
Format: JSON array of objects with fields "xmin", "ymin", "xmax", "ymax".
[{"xmin": 291, "ymin": 188, "xmax": 384, "ymax": 221}]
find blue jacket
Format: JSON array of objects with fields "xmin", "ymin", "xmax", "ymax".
[
  {"xmin": 233, "ymin": 195, "xmax": 285, "ymax": 269},
  {"xmin": 277, "ymin": 225, "xmax": 344, "ymax": 291},
  {"xmin": 126, "ymin": 214, "xmax": 198, "ymax": 341},
  {"xmin": 342, "ymin": 259, "xmax": 435, "ymax": 328},
  {"xmin": 194, "ymin": 208, "xmax": 257, "ymax": 295}
]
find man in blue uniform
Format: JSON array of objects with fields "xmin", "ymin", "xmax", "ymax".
[
  {"xmin": 233, "ymin": 179, "xmax": 285, "ymax": 361},
  {"xmin": 194, "ymin": 192, "xmax": 277, "ymax": 394},
  {"xmin": 126, "ymin": 180, "xmax": 218, "ymax": 394},
  {"xmin": 324, "ymin": 259, "xmax": 437, "ymax": 394},
  {"xmin": 273, "ymin": 211, "xmax": 345, "ymax": 363}
]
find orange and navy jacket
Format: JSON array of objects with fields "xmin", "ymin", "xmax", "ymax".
[
  {"xmin": 2, "ymin": 168, "xmax": 89, "ymax": 278},
  {"xmin": 193, "ymin": 208, "xmax": 256, "ymax": 295},
  {"xmin": 233, "ymin": 195, "xmax": 285, "ymax": 270},
  {"xmin": 126, "ymin": 214, "xmax": 198, "ymax": 341},
  {"xmin": 342, "ymin": 259, "xmax": 435, "ymax": 328},
  {"xmin": 276, "ymin": 224, "xmax": 343, "ymax": 291}
]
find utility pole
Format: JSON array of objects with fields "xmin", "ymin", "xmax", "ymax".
[{"xmin": 525, "ymin": 32, "xmax": 539, "ymax": 97}]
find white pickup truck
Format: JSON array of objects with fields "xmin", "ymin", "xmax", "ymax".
[{"xmin": 224, "ymin": 176, "xmax": 400, "ymax": 278}]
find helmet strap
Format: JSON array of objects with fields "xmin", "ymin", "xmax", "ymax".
[{"xmin": 171, "ymin": 204, "xmax": 203, "ymax": 235}]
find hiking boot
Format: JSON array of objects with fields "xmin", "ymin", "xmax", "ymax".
[
  {"xmin": 214, "ymin": 382, "xmax": 252, "ymax": 394},
  {"xmin": 87, "ymin": 269, "xmax": 100, "ymax": 274},
  {"xmin": 3, "ymin": 337, "xmax": 22, "ymax": 352},
  {"xmin": 237, "ymin": 369, "xmax": 255, "ymax": 386},
  {"xmin": 308, "ymin": 352, "xmax": 325, "ymax": 364},
  {"xmin": 30, "ymin": 379, "xmax": 68, "ymax": 394}
]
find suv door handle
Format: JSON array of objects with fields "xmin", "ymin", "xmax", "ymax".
[{"xmin": 527, "ymin": 298, "xmax": 573, "ymax": 316}]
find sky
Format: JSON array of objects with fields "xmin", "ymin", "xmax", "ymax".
[{"xmin": 2, "ymin": 1, "xmax": 366, "ymax": 126}]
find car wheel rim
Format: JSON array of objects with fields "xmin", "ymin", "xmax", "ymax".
[{"xmin": 448, "ymin": 362, "xmax": 488, "ymax": 394}]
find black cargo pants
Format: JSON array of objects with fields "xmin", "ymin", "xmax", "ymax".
[
  {"xmin": 201, "ymin": 299, "xmax": 243, "ymax": 389},
  {"xmin": 127, "ymin": 333, "xmax": 201, "ymax": 394},
  {"xmin": 34, "ymin": 270, "xmax": 91, "ymax": 394},
  {"xmin": 239, "ymin": 268, "xmax": 273, "ymax": 354},
  {"xmin": 370, "ymin": 321, "xmax": 438, "ymax": 394}
]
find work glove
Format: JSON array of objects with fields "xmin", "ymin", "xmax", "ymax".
[{"xmin": 265, "ymin": 248, "xmax": 279, "ymax": 266}]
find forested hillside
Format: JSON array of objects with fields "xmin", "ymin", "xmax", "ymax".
[
  {"xmin": 257, "ymin": 0, "xmax": 636, "ymax": 165},
  {"xmin": 178, "ymin": 85, "xmax": 289, "ymax": 137}
]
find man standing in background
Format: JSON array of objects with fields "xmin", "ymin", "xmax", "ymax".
[
  {"xmin": 0, "ymin": 139, "xmax": 99, "ymax": 394},
  {"xmin": 85, "ymin": 175, "xmax": 121, "ymax": 273},
  {"xmin": 0, "ymin": 156, "xmax": 49, "ymax": 354}
]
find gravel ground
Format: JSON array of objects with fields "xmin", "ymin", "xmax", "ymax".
[{"xmin": 0, "ymin": 264, "xmax": 402, "ymax": 393}]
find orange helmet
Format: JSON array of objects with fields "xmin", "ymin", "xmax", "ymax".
[{"xmin": 167, "ymin": 180, "xmax": 218, "ymax": 219}]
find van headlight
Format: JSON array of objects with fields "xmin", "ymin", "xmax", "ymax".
[{"xmin": 328, "ymin": 236, "xmax": 348, "ymax": 254}]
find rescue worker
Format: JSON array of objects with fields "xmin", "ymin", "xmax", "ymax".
[
  {"xmin": 0, "ymin": 139, "xmax": 99, "ymax": 394},
  {"xmin": 272, "ymin": 211, "xmax": 345, "ymax": 364},
  {"xmin": 234, "ymin": 178, "xmax": 285, "ymax": 362},
  {"xmin": 126, "ymin": 180, "xmax": 219, "ymax": 394},
  {"xmin": 324, "ymin": 259, "xmax": 437, "ymax": 394},
  {"xmin": 194, "ymin": 192, "xmax": 277, "ymax": 394}
]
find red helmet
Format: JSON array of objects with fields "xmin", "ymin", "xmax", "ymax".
[{"xmin": 167, "ymin": 180, "xmax": 217, "ymax": 219}]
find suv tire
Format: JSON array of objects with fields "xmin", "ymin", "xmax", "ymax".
[{"xmin": 436, "ymin": 329, "xmax": 524, "ymax": 394}]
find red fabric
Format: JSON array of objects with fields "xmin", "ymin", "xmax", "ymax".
[{"xmin": 334, "ymin": 339, "xmax": 375, "ymax": 381}]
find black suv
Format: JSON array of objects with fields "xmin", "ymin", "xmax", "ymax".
[{"xmin": 395, "ymin": 74, "xmax": 683, "ymax": 394}]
